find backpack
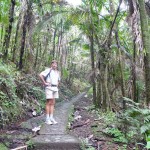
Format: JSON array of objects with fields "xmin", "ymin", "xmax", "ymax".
[
  {"xmin": 43, "ymin": 69, "xmax": 59, "ymax": 92},
  {"xmin": 44, "ymin": 69, "xmax": 52, "ymax": 82}
]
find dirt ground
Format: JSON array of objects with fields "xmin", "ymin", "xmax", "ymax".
[{"xmin": 68, "ymin": 96, "xmax": 142, "ymax": 150}]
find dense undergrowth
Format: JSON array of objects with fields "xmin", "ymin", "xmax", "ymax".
[
  {"xmin": 68, "ymin": 90, "xmax": 150, "ymax": 149},
  {"xmin": 0, "ymin": 62, "xmax": 81, "ymax": 129},
  {"xmin": 89, "ymin": 98, "xmax": 150, "ymax": 149}
]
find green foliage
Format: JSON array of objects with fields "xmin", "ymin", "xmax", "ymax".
[
  {"xmin": 26, "ymin": 140, "xmax": 35, "ymax": 149},
  {"xmin": 146, "ymin": 135, "xmax": 150, "ymax": 149},
  {"xmin": 72, "ymin": 78, "xmax": 89, "ymax": 92},
  {"xmin": 118, "ymin": 97, "xmax": 150, "ymax": 147},
  {"xmin": 87, "ymin": 87, "xmax": 93, "ymax": 97},
  {"xmin": 104, "ymin": 128, "xmax": 128, "ymax": 143},
  {"xmin": 80, "ymin": 138, "xmax": 95, "ymax": 150},
  {"xmin": 67, "ymin": 105, "xmax": 74, "ymax": 130},
  {"xmin": 0, "ymin": 143, "xmax": 8, "ymax": 150},
  {"xmin": 0, "ymin": 62, "xmax": 21, "ymax": 126},
  {"xmin": 0, "ymin": 62, "xmax": 45, "ymax": 127},
  {"xmin": 0, "ymin": 1, "xmax": 149, "ymax": 149},
  {"xmin": 62, "ymin": 68, "xmax": 69, "ymax": 79},
  {"xmin": 0, "ymin": 0, "xmax": 10, "ymax": 24},
  {"xmin": 82, "ymin": 44, "xmax": 90, "ymax": 50},
  {"xmin": 99, "ymin": 111, "xmax": 116, "ymax": 125},
  {"xmin": 118, "ymin": 144, "xmax": 127, "ymax": 150}
]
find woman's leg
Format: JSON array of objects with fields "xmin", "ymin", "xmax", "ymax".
[
  {"xmin": 46, "ymin": 99, "xmax": 51, "ymax": 114},
  {"xmin": 49, "ymin": 99, "xmax": 55, "ymax": 114},
  {"xmin": 49, "ymin": 99, "xmax": 57, "ymax": 124},
  {"xmin": 45, "ymin": 99, "xmax": 53, "ymax": 124}
]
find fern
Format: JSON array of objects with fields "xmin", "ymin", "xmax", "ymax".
[
  {"xmin": 118, "ymin": 97, "xmax": 150, "ymax": 146},
  {"xmin": 140, "ymin": 124, "xmax": 150, "ymax": 134}
]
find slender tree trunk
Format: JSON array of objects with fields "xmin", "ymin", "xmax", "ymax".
[
  {"xmin": 0, "ymin": 25, "xmax": 4, "ymax": 41},
  {"xmin": 104, "ymin": 64, "xmax": 111, "ymax": 109},
  {"xmin": 115, "ymin": 31, "xmax": 126, "ymax": 109},
  {"xmin": 0, "ymin": 25, "xmax": 4, "ymax": 53},
  {"xmin": 19, "ymin": 12, "xmax": 27, "ymax": 70},
  {"xmin": 58, "ymin": 20, "xmax": 63, "ymax": 73},
  {"xmin": 95, "ymin": 34, "xmax": 103, "ymax": 107},
  {"xmin": 138, "ymin": 0, "xmax": 150, "ymax": 105},
  {"xmin": 119, "ymin": 51, "xmax": 125, "ymax": 97},
  {"xmin": 132, "ymin": 38, "xmax": 137, "ymax": 102},
  {"xmin": 56, "ymin": 34, "xmax": 60, "ymax": 60},
  {"xmin": 19, "ymin": 0, "xmax": 33, "ymax": 70},
  {"xmin": 42, "ymin": 37, "xmax": 48, "ymax": 62},
  {"xmin": 3, "ymin": 0, "xmax": 16, "ymax": 59},
  {"xmin": 18, "ymin": 0, "xmax": 31, "ymax": 70},
  {"xmin": 101, "ymin": 69, "xmax": 107, "ymax": 109},
  {"xmin": 34, "ymin": 38, "xmax": 40, "ymax": 68},
  {"xmin": 37, "ymin": 42, "xmax": 42, "ymax": 71},
  {"xmin": 12, "ymin": 13, "xmax": 21, "ymax": 62},
  {"xmin": 52, "ymin": 28, "xmax": 57, "ymax": 58},
  {"xmin": 89, "ymin": 32, "xmax": 96, "ymax": 105}
]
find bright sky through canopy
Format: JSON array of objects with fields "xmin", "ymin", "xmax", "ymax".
[{"xmin": 65, "ymin": 0, "xmax": 82, "ymax": 6}]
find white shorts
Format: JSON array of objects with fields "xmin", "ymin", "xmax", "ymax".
[{"xmin": 45, "ymin": 88, "xmax": 59, "ymax": 99}]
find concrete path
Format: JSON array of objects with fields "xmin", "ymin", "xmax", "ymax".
[{"xmin": 21, "ymin": 92, "xmax": 86, "ymax": 150}]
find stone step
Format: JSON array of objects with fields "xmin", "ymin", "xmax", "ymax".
[{"xmin": 31, "ymin": 134, "xmax": 81, "ymax": 150}]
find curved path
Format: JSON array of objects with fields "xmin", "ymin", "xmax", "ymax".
[{"xmin": 21, "ymin": 92, "xmax": 86, "ymax": 150}]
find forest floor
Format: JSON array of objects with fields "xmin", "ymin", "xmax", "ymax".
[
  {"xmin": 0, "ymin": 93, "xmax": 145, "ymax": 150},
  {"xmin": 68, "ymin": 96, "xmax": 145, "ymax": 150}
]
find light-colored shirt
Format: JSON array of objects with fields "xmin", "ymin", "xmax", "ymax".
[{"xmin": 40, "ymin": 68, "xmax": 60, "ymax": 85}]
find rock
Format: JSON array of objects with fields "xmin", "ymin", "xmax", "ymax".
[
  {"xmin": 32, "ymin": 126, "xmax": 41, "ymax": 132},
  {"xmin": 32, "ymin": 111, "xmax": 37, "ymax": 116},
  {"xmin": 84, "ymin": 95, "xmax": 88, "ymax": 98},
  {"xmin": 31, "ymin": 134, "xmax": 80, "ymax": 150},
  {"xmin": 88, "ymin": 134, "xmax": 93, "ymax": 139},
  {"xmin": 74, "ymin": 115, "xmax": 82, "ymax": 120}
]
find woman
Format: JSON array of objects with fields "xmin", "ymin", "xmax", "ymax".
[{"xmin": 39, "ymin": 60, "xmax": 60, "ymax": 125}]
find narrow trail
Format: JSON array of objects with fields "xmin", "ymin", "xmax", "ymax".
[{"xmin": 20, "ymin": 92, "xmax": 86, "ymax": 150}]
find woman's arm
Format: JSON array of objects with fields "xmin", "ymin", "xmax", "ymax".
[{"xmin": 39, "ymin": 74, "xmax": 50, "ymax": 86}]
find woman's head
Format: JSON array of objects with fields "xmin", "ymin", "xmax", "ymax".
[{"xmin": 51, "ymin": 60, "xmax": 58, "ymax": 70}]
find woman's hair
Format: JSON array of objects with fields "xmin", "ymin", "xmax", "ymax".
[{"xmin": 51, "ymin": 60, "xmax": 57, "ymax": 64}]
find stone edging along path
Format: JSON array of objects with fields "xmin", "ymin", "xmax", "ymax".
[{"xmin": 21, "ymin": 92, "xmax": 86, "ymax": 150}]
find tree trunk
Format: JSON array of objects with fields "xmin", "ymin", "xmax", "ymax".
[
  {"xmin": 115, "ymin": 31, "xmax": 126, "ymax": 108},
  {"xmin": 58, "ymin": 21, "xmax": 63, "ymax": 74},
  {"xmin": 89, "ymin": 32, "xmax": 96, "ymax": 105},
  {"xmin": 34, "ymin": 38, "xmax": 40, "ymax": 68},
  {"xmin": 132, "ymin": 38, "xmax": 137, "ymax": 102},
  {"xmin": 3, "ymin": 0, "xmax": 16, "ymax": 59},
  {"xmin": 138, "ymin": 0, "xmax": 150, "ymax": 105},
  {"xmin": 19, "ymin": 12, "xmax": 27, "ymax": 70},
  {"xmin": 52, "ymin": 28, "xmax": 57, "ymax": 58},
  {"xmin": 0, "ymin": 25, "xmax": 4, "ymax": 53},
  {"xmin": 12, "ymin": 13, "xmax": 21, "ymax": 62},
  {"xmin": 104, "ymin": 64, "xmax": 111, "ymax": 109},
  {"xmin": 42, "ymin": 36, "xmax": 48, "ymax": 64}
]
